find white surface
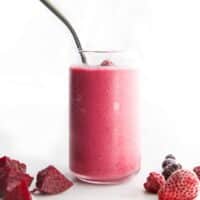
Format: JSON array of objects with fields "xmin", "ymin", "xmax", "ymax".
[{"xmin": 0, "ymin": 0, "xmax": 200, "ymax": 199}]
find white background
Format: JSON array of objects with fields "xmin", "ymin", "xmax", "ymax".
[{"xmin": 0, "ymin": 0, "xmax": 200, "ymax": 199}]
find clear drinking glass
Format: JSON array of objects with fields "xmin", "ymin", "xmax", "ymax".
[{"xmin": 69, "ymin": 50, "xmax": 140, "ymax": 184}]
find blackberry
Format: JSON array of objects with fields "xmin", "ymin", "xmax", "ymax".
[
  {"xmin": 162, "ymin": 163, "xmax": 182, "ymax": 180},
  {"xmin": 162, "ymin": 158, "xmax": 176, "ymax": 169},
  {"xmin": 165, "ymin": 154, "xmax": 176, "ymax": 160}
]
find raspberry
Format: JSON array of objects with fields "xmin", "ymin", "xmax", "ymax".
[
  {"xmin": 158, "ymin": 169, "xmax": 199, "ymax": 200},
  {"xmin": 193, "ymin": 166, "xmax": 200, "ymax": 180},
  {"xmin": 144, "ymin": 172, "xmax": 165, "ymax": 193},
  {"xmin": 162, "ymin": 158, "xmax": 176, "ymax": 169},
  {"xmin": 165, "ymin": 154, "xmax": 176, "ymax": 160},
  {"xmin": 4, "ymin": 181, "xmax": 32, "ymax": 200},
  {"xmin": 100, "ymin": 60, "xmax": 114, "ymax": 66},
  {"xmin": 162, "ymin": 163, "xmax": 182, "ymax": 180},
  {"xmin": 34, "ymin": 166, "xmax": 73, "ymax": 194}
]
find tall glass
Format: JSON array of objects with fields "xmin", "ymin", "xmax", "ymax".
[{"xmin": 69, "ymin": 51, "xmax": 140, "ymax": 184}]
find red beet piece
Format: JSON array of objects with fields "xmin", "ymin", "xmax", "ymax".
[
  {"xmin": 6, "ymin": 172, "xmax": 33, "ymax": 192},
  {"xmin": 0, "ymin": 169, "xmax": 33, "ymax": 197},
  {"xmin": 0, "ymin": 156, "xmax": 26, "ymax": 173},
  {"xmin": 0, "ymin": 156, "xmax": 33, "ymax": 197},
  {"xmin": 4, "ymin": 181, "xmax": 32, "ymax": 200},
  {"xmin": 35, "ymin": 165, "xmax": 73, "ymax": 194}
]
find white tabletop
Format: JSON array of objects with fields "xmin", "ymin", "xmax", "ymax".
[{"xmin": 32, "ymin": 165, "xmax": 152, "ymax": 200}]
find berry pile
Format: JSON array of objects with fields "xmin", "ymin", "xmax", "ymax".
[
  {"xmin": 144, "ymin": 154, "xmax": 200, "ymax": 200},
  {"xmin": 0, "ymin": 156, "xmax": 73, "ymax": 200}
]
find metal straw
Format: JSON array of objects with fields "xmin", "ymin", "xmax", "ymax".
[{"xmin": 39, "ymin": 0, "xmax": 87, "ymax": 63}]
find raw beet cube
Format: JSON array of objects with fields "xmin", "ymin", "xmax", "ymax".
[
  {"xmin": 35, "ymin": 165, "xmax": 73, "ymax": 194},
  {"xmin": 0, "ymin": 156, "xmax": 26, "ymax": 173},
  {"xmin": 10, "ymin": 160, "xmax": 26, "ymax": 173},
  {"xmin": 0, "ymin": 156, "xmax": 33, "ymax": 197},
  {"xmin": 0, "ymin": 169, "xmax": 33, "ymax": 197},
  {"xmin": 4, "ymin": 181, "xmax": 32, "ymax": 200},
  {"xmin": 0, "ymin": 167, "xmax": 9, "ymax": 197},
  {"xmin": 6, "ymin": 173, "xmax": 33, "ymax": 192}
]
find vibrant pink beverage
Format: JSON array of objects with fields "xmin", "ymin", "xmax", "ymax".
[{"xmin": 70, "ymin": 53, "xmax": 140, "ymax": 184}]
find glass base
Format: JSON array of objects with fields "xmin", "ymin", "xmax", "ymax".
[{"xmin": 72, "ymin": 169, "xmax": 140, "ymax": 185}]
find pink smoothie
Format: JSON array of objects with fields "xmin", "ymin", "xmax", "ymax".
[{"xmin": 69, "ymin": 64, "xmax": 140, "ymax": 183}]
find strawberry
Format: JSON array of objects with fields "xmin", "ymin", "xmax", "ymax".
[
  {"xmin": 144, "ymin": 172, "xmax": 165, "ymax": 193},
  {"xmin": 158, "ymin": 169, "xmax": 199, "ymax": 200}
]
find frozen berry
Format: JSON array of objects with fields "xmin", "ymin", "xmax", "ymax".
[
  {"xmin": 162, "ymin": 163, "xmax": 182, "ymax": 180},
  {"xmin": 144, "ymin": 172, "xmax": 165, "ymax": 193},
  {"xmin": 162, "ymin": 158, "xmax": 176, "ymax": 169},
  {"xmin": 100, "ymin": 60, "xmax": 114, "ymax": 66},
  {"xmin": 193, "ymin": 166, "xmax": 200, "ymax": 180},
  {"xmin": 4, "ymin": 181, "xmax": 32, "ymax": 200},
  {"xmin": 165, "ymin": 154, "xmax": 176, "ymax": 160},
  {"xmin": 158, "ymin": 169, "xmax": 199, "ymax": 200},
  {"xmin": 34, "ymin": 166, "xmax": 73, "ymax": 195}
]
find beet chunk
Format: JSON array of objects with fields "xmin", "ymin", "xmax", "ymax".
[
  {"xmin": 0, "ymin": 156, "xmax": 33, "ymax": 197},
  {"xmin": 35, "ymin": 165, "xmax": 73, "ymax": 194},
  {"xmin": 0, "ymin": 156, "xmax": 26, "ymax": 173},
  {"xmin": 6, "ymin": 172, "xmax": 33, "ymax": 192},
  {"xmin": 4, "ymin": 181, "xmax": 32, "ymax": 200}
]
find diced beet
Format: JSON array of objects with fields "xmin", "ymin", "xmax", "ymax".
[
  {"xmin": 10, "ymin": 160, "xmax": 26, "ymax": 173},
  {"xmin": 0, "ymin": 167, "xmax": 10, "ymax": 197},
  {"xmin": 0, "ymin": 170, "xmax": 33, "ymax": 196},
  {"xmin": 0, "ymin": 156, "xmax": 33, "ymax": 197},
  {"xmin": 6, "ymin": 173, "xmax": 33, "ymax": 192},
  {"xmin": 4, "ymin": 181, "xmax": 32, "ymax": 200},
  {"xmin": 35, "ymin": 165, "xmax": 73, "ymax": 194},
  {"xmin": 0, "ymin": 157, "xmax": 26, "ymax": 173}
]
